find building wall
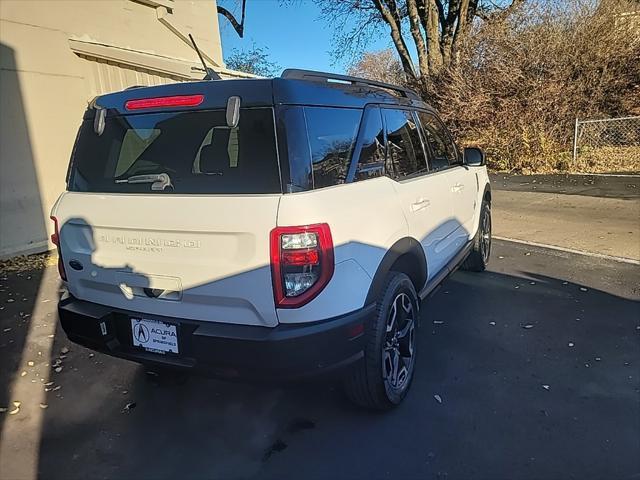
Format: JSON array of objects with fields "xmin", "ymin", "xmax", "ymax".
[{"xmin": 0, "ymin": 0, "xmax": 247, "ymax": 258}]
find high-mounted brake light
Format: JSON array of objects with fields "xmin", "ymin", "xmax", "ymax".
[
  {"xmin": 124, "ymin": 94, "xmax": 204, "ymax": 111},
  {"xmin": 270, "ymin": 224, "xmax": 334, "ymax": 308},
  {"xmin": 50, "ymin": 216, "xmax": 67, "ymax": 281}
]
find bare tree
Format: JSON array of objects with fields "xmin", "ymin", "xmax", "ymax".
[
  {"xmin": 319, "ymin": 0, "xmax": 525, "ymax": 81},
  {"xmin": 225, "ymin": 43, "xmax": 281, "ymax": 77},
  {"xmin": 347, "ymin": 49, "xmax": 405, "ymax": 84}
]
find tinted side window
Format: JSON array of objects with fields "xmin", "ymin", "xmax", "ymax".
[
  {"xmin": 417, "ymin": 112, "xmax": 459, "ymax": 170},
  {"xmin": 277, "ymin": 106, "xmax": 313, "ymax": 192},
  {"xmin": 304, "ymin": 107, "xmax": 361, "ymax": 189},
  {"xmin": 353, "ymin": 107, "xmax": 385, "ymax": 182},
  {"xmin": 383, "ymin": 109, "xmax": 427, "ymax": 180}
]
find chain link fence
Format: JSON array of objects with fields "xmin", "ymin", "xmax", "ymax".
[{"xmin": 573, "ymin": 116, "xmax": 640, "ymax": 173}]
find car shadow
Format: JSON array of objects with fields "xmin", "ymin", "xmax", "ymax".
[{"xmin": 32, "ymin": 264, "xmax": 640, "ymax": 480}]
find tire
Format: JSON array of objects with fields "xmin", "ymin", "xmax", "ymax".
[
  {"xmin": 462, "ymin": 200, "xmax": 491, "ymax": 272},
  {"xmin": 343, "ymin": 272, "xmax": 419, "ymax": 410}
]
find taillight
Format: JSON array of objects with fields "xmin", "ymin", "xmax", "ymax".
[
  {"xmin": 124, "ymin": 94, "xmax": 204, "ymax": 110},
  {"xmin": 50, "ymin": 216, "xmax": 67, "ymax": 281},
  {"xmin": 270, "ymin": 223, "xmax": 334, "ymax": 308}
]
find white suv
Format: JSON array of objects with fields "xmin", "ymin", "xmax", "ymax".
[{"xmin": 52, "ymin": 70, "xmax": 491, "ymax": 409}]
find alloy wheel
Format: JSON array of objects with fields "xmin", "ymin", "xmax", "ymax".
[
  {"xmin": 382, "ymin": 292, "xmax": 416, "ymax": 392},
  {"xmin": 481, "ymin": 208, "xmax": 492, "ymax": 264}
]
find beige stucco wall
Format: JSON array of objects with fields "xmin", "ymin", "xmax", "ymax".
[{"xmin": 0, "ymin": 0, "xmax": 247, "ymax": 258}]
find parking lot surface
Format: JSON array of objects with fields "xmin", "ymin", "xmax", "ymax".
[{"xmin": 1, "ymin": 239, "xmax": 639, "ymax": 480}]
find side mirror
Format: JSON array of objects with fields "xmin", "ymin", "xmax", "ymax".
[
  {"xmin": 226, "ymin": 96, "xmax": 241, "ymax": 128},
  {"xmin": 463, "ymin": 147, "xmax": 485, "ymax": 166}
]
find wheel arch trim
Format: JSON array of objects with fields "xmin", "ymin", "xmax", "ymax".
[{"xmin": 364, "ymin": 237, "xmax": 427, "ymax": 305}]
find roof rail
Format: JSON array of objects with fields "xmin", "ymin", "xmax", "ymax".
[{"xmin": 281, "ymin": 69, "xmax": 421, "ymax": 101}]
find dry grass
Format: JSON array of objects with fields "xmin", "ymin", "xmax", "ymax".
[{"xmin": 572, "ymin": 146, "xmax": 640, "ymax": 174}]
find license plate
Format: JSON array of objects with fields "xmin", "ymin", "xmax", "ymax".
[{"xmin": 131, "ymin": 318, "xmax": 178, "ymax": 354}]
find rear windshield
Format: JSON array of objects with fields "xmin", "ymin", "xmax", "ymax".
[{"xmin": 69, "ymin": 108, "xmax": 281, "ymax": 194}]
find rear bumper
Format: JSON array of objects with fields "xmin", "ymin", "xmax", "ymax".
[{"xmin": 57, "ymin": 293, "xmax": 372, "ymax": 380}]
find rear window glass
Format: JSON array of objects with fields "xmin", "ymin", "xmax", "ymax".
[
  {"xmin": 304, "ymin": 107, "xmax": 361, "ymax": 189},
  {"xmin": 69, "ymin": 108, "xmax": 281, "ymax": 194},
  {"xmin": 383, "ymin": 109, "xmax": 428, "ymax": 179}
]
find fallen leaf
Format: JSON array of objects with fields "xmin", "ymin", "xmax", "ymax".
[
  {"xmin": 13, "ymin": 401, "xmax": 20, "ymax": 407},
  {"xmin": 39, "ymin": 403, "xmax": 48, "ymax": 409},
  {"xmin": 433, "ymin": 394, "xmax": 442, "ymax": 404},
  {"xmin": 9, "ymin": 406, "xmax": 20, "ymax": 415},
  {"xmin": 123, "ymin": 402, "xmax": 137, "ymax": 412}
]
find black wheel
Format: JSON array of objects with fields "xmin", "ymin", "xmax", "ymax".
[
  {"xmin": 462, "ymin": 200, "xmax": 491, "ymax": 272},
  {"xmin": 343, "ymin": 272, "xmax": 418, "ymax": 410}
]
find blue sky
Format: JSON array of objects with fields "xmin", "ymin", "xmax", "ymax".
[{"xmin": 218, "ymin": 0, "xmax": 393, "ymax": 74}]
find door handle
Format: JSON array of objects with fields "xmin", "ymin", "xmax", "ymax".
[
  {"xmin": 451, "ymin": 183, "xmax": 464, "ymax": 193},
  {"xmin": 410, "ymin": 198, "xmax": 431, "ymax": 212}
]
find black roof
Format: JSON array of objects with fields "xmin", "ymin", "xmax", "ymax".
[{"xmin": 91, "ymin": 70, "xmax": 432, "ymax": 117}]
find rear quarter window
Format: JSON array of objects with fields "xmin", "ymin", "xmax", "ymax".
[
  {"xmin": 304, "ymin": 107, "xmax": 362, "ymax": 189},
  {"xmin": 69, "ymin": 108, "xmax": 281, "ymax": 194},
  {"xmin": 278, "ymin": 106, "xmax": 362, "ymax": 191}
]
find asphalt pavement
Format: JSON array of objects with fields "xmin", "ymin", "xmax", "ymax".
[
  {"xmin": 490, "ymin": 173, "xmax": 640, "ymax": 261},
  {"xmin": 1, "ymin": 239, "xmax": 638, "ymax": 480}
]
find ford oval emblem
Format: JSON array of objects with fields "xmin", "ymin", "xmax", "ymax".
[{"xmin": 68, "ymin": 259, "xmax": 84, "ymax": 271}]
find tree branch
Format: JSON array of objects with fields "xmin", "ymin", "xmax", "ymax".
[
  {"xmin": 477, "ymin": 0, "xmax": 526, "ymax": 23},
  {"xmin": 406, "ymin": 0, "xmax": 430, "ymax": 77},
  {"xmin": 373, "ymin": 0, "xmax": 417, "ymax": 78}
]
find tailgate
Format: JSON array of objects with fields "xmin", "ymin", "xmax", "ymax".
[{"xmin": 53, "ymin": 192, "xmax": 280, "ymax": 327}]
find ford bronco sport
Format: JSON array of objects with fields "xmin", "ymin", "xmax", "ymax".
[{"xmin": 52, "ymin": 69, "xmax": 491, "ymax": 409}]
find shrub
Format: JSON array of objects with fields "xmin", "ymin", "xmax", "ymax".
[{"xmin": 418, "ymin": 0, "xmax": 640, "ymax": 173}]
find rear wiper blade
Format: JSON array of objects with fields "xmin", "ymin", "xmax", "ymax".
[{"xmin": 115, "ymin": 173, "xmax": 173, "ymax": 191}]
